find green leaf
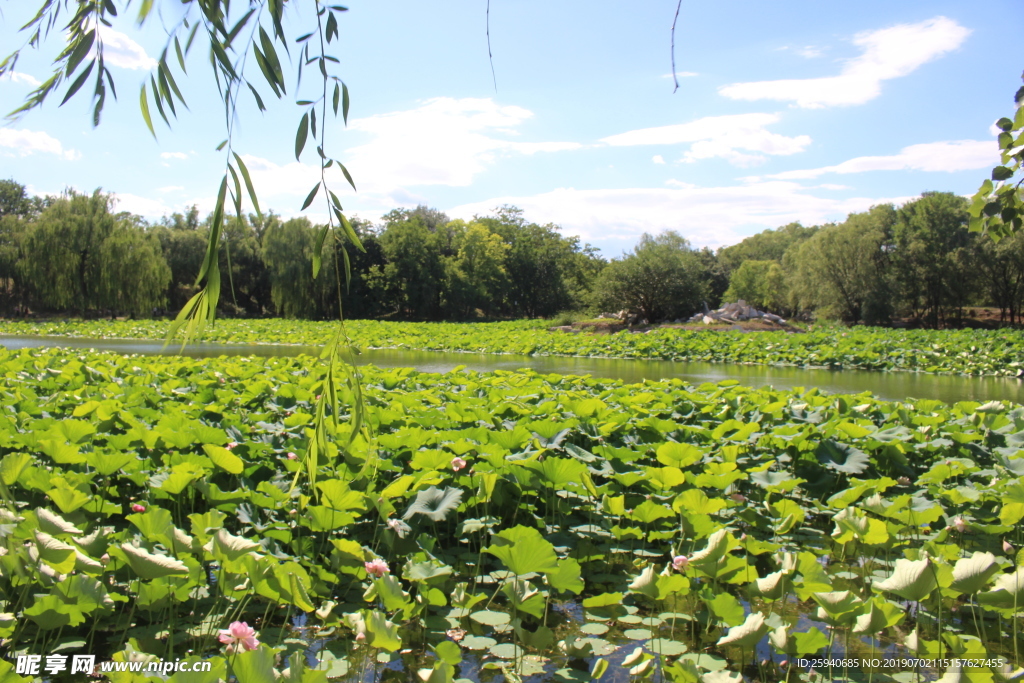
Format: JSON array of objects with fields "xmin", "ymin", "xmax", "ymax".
[
  {"xmin": 873, "ymin": 557, "xmax": 937, "ymax": 602},
  {"xmin": 337, "ymin": 161, "xmax": 356, "ymax": 191},
  {"xmin": 485, "ymin": 525, "xmax": 559, "ymax": 575},
  {"xmin": 139, "ymin": 83, "xmax": 156, "ymax": 138},
  {"xmin": 312, "ymin": 223, "xmax": 331, "ymax": 279},
  {"xmin": 119, "ymin": 543, "xmax": 189, "ymax": 579},
  {"xmin": 342, "ymin": 82, "xmax": 350, "ymax": 124},
  {"xmin": 65, "ymin": 29, "xmax": 96, "ymax": 76},
  {"xmin": 950, "ymin": 552, "xmax": 999, "ymax": 595},
  {"xmin": 60, "ymin": 60, "xmax": 95, "ymax": 106},
  {"xmin": 203, "ymin": 444, "xmax": 244, "ymax": 474},
  {"xmin": 993, "ymin": 166, "xmax": 1015, "ymax": 181},
  {"xmin": 403, "ymin": 486, "xmax": 463, "ymax": 522},
  {"xmin": 716, "ymin": 612, "xmax": 768, "ymax": 648},
  {"xmin": 332, "ymin": 83, "xmax": 340, "ymax": 115},
  {"xmin": 295, "ymin": 112, "xmax": 309, "ymax": 160},
  {"xmin": 232, "ymin": 645, "xmax": 278, "ymax": 683},
  {"xmin": 301, "ymin": 182, "xmax": 319, "ymax": 211},
  {"xmin": 232, "ymin": 152, "xmax": 262, "ymax": 218}
]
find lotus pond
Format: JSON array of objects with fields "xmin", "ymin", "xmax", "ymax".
[
  {"xmin": 2, "ymin": 318, "xmax": 1024, "ymax": 377},
  {"xmin": 1, "ymin": 346, "xmax": 1023, "ymax": 683}
]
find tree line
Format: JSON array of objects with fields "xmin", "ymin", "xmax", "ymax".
[{"xmin": 2, "ymin": 179, "xmax": 1021, "ymax": 327}]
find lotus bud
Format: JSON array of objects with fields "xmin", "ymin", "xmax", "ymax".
[
  {"xmin": 1004, "ymin": 539, "xmax": 1014, "ymax": 554},
  {"xmin": 672, "ymin": 555, "xmax": 689, "ymax": 571},
  {"xmin": 131, "ymin": 504, "xmax": 146, "ymax": 513},
  {"xmin": 897, "ymin": 476, "xmax": 911, "ymax": 486},
  {"xmin": 953, "ymin": 516, "xmax": 967, "ymax": 533},
  {"xmin": 227, "ymin": 441, "xmax": 239, "ymax": 450},
  {"xmin": 100, "ymin": 553, "xmax": 111, "ymax": 565},
  {"xmin": 286, "ymin": 452, "xmax": 297, "ymax": 460},
  {"xmin": 780, "ymin": 661, "xmax": 788, "ymax": 669},
  {"xmin": 451, "ymin": 457, "xmax": 467, "ymax": 472},
  {"xmin": 731, "ymin": 493, "xmax": 747, "ymax": 503},
  {"xmin": 355, "ymin": 632, "xmax": 365, "ymax": 643},
  {"xmin": 288, "ymin": 509, "xmax": 298, "ymax": 516}
]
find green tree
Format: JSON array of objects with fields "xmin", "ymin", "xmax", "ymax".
[
  {"xmin": 262, "ymin": 217, "xmax": 341, "ymax": 319},
  {"xmin": 94, "ymin": 225, "xmax": 171, "ymax": 316},
  {"xmin": 789, "ymin": 205, "xmax": 896, "ymax": 323},
  {"xmin": 592, "ymin": 231, "xmax": 708, "ymax": 323},
  {"xmin": 443, "ymin": 220, "xmax": 510, "ymax": 318},
  {"xmin": 892, "ymin": 192, "xmax": 975, "ymax": 327},
  {"xmin": 377, "ymin": 211, "xmax": 449, "ymax": 319},
  {"xmin": 722, "ymin": 260, "xmax": 786, "ymax": 312},
  {"xmin": 976, "ymin": 230, "xmax": 1024, "ymax": 323},
  {"xmin": 718, "ymin": 222, "xmax": 819, "ymax": 274}
]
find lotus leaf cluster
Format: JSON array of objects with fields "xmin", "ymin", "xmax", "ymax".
[{"xmin": 0, "ymin": 344, "xmax": 1022, "ymax": 683}]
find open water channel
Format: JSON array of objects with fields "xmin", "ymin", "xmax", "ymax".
[{"xmin": 2, "ymin": 334, "xmax": 1022, "ymax": 404}]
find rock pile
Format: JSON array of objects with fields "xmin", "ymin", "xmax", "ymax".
[{"xmin": 686, "ymin": 300, "xmax": 787, "ymax": 325}]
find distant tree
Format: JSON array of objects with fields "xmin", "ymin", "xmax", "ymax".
[
  {"xmin": 20, "ymin": 189, "xmax": 170, "ymax": 315},
  {"xmin": 892, "ymin": 192, "xmax": 974, "ymax": 326},
  {"xmin": 693, "ymin": 247, "xmax": 728, "ymax": 308},
  {"xmin": 94, "ymin": 225, "xmax": 171, "ymax": 316},
  {"xmin": 722, "ymin": 260, "xmax": 786, "ymax": 312},
  {"xmin": 717, "ymin": 222, "xmax": 820, "ymax": 274},
  {"xmin": 377, "ymin": 213, "xmax": 448, "ymax": 319},
  {"xmin": 478, "ymin": 206, "xmax": 596, "ymax": 317},
  {"xmin": 443, "ymin": 220, "xmax": 510, "ymax": 318},
  {"xmin": 789, "ymin": 204, "xmax": 896, "ymax": 324},
  {"xmin": 592, "ymin": 231, "xmax": 707, "ymax": 323},
  {"xmin": 262, "ymin": 217, "xmax": 340, "ymax": 319},
  {"xmin": 976, "ymin": 230, "xmax": 1024, "ymax": 323}
]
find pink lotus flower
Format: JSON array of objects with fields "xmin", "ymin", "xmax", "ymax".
[
  {"xmin": 131, "ymin": 504, "xmax": 146, "ymax": 513},
  {"xmin": 355, "ymin": 632, "xmax": 366, "ymax": 643},
  {"xmin": 672, "ymin": 555, "xmax": 689, "ymax": 571},
  {"xmin": 219, "ymin": 621, "xmax": 260, "ymax": 653},
  {"xmin": 365, "ymin": 558, "xmax": 389, "ymax": 578},
  {"xmin": 1004, "ymin": 539, "xmax": 1014, "ymax": 554},
  {"xmin": 451, "ymin": 457, "xmax": 467, "ymax": 472},
  {"xmin": 226, "ymin": 442, "xmax": 239, "ymax": 450},
  {"xmin": 952, "ymin": 516, "xmax": 967, "ymax": 533},
  {"xmin": 286, "ymin": 452, "xmax": 298, "ymax": 460},
  {"xmin": 731, "ymin": 493, "xmax": 747, "ymax": 503}
]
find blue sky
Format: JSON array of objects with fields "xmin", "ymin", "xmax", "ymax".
[{"xmin": 1, "ymin": 0, "xmax": 1020, "ymax": 257}]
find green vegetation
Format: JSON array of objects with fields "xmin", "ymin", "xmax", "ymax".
[
  {"xmin": 1, "ymin": 345, "xmax": 1022, "ymax": 681},
  {"xmin": 3, "ymin": 318, "xmax": 1024, "ymax": 377},
  {"xmin": 6, "ymin": 182, "xmax": 1024, "ymax": 327}
]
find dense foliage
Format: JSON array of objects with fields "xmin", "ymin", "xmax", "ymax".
[
  {"xmin": 6, "ymin": 179, "xmax": 1024, "ymax": 327},
  {"xmin": 0, "ymin": 183, "xmax": 601, "ymax": 321},
  {"xmin": 3, "ymin": 318, "xmax": 1024, "ymax": 378},
  {"xmin": 0, "ymin": 346, "xmax": 1022, "ymax": 683}
]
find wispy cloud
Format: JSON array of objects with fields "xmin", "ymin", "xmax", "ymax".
[
  {"xmin": 0, "ymin": 128, "xmax": 80, "ymax": 160},
  {"xmin": 757, "ymin": 140, "xmax": 997, "ymax": 180},
  {"xmin": 720, "ymin": 16, "xmax": 970, "ymax": 108},
  {"xmin": 601, "ymin": 113, "xmax": 811, "ymax": 167},
  {"xmin": 1, "ymin": 71, "xmax": 42, "ymax": 87},
  {"xmin": 160, "ymin": 152, "xmax": 188, "ymax": 160}
]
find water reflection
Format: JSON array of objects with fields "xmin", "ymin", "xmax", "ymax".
[{"xmin": 2, "ymin": 334, "xmax": 1022, "ymax": 405}]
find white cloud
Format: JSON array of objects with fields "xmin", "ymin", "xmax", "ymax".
[
  {"xmin": 762, "ymin": 140, "xmax": 998, "ymax": 180},
  {"xmin": 160, "ymin": 152, "xmax": 188, "ymax": 160},
  {"xmin": 720, "ymin": 16, "xmax": 970, "ymax": 108},
  {"xmin": 449, "ymin": 182, "xmax": 913, "ymax": 251},
  {"xmin": 652, "ymin": 155, "xmax": 665, "ymax": 165},
  {"xmin": 0, "ymin": 128, "xmax": 80, "ymax": 160},
  {"xmin": 110, "ymin": 193, "xmax": 171, "ymax": 217},
  {"xmin": 94, "ymin": 27, "xmax": 157, "ymax": 70},
  {"xmin": 1, "ymin": 71, "xmax": 42, "ymax": 87},
  {"xmin": 601, "ymin": 113, "xmax": 811, "ymax": 167},
  {"xmin": 342, "ymin": 97, "xmax": 581, "ymax": 195}
]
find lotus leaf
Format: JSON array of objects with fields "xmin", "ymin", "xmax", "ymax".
[{"xmin": 403, "ymin": 486, "xmax": 463, "ymax": 522}]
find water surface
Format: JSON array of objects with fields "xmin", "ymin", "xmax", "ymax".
[{"xmin": 2, "ymin": 334, "xmax": 1022, "ymax": 404}]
